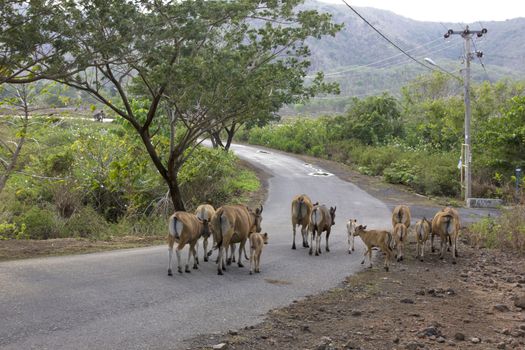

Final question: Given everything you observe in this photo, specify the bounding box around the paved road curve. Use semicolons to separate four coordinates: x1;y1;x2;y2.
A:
0;144;394;349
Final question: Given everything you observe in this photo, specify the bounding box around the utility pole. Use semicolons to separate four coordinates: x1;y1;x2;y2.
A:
444;26;487;207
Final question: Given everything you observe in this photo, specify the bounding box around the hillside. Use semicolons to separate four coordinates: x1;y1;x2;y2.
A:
296;1;525;107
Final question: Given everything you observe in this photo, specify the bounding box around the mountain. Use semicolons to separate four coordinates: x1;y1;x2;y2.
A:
299;1;525;100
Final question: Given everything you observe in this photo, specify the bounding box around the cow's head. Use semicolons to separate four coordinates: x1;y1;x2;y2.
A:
347;218;358;235
354;224;367;236
199;218;210;238
249;205;264;233
262;232;269;245
329;206;337;226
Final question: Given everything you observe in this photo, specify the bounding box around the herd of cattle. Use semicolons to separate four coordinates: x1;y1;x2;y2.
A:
166;194;461;276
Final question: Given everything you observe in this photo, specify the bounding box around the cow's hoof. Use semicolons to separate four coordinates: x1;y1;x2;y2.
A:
439;256;444;260
227;259;232;266
193;265;198;270
168;269;172;276
222;265;226;271
431;248;435;253
348;250;352;254
420;258;424;262
315;252;319;256
256;269;260;273
196;257;199;265
452;260;457;265
352;248;355;251
218;270;223;275
249;271;253;275
309;249;313;255
326;247;330;252
178;267;182;274
185;267;190;273
238;263;244;268
361;261;365;265
385;266;389;272
204;257;208;262
292;245;296;250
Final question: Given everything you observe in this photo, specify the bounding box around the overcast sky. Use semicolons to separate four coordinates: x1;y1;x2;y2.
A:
319;0;525;23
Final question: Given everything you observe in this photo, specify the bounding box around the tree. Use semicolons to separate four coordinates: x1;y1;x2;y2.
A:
54;0;342;210
0;84;33;193
0;1;80;84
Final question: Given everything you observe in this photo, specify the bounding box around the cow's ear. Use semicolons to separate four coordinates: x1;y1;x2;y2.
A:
363;225;367;229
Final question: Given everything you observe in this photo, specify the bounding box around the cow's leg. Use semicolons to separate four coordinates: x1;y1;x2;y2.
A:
168;238;174;276
238;239;246;268
361;247;369;265
309;229;314;255
368;247;373;268
255;250;261;273
191;243;199;270
325;229;331;252
203;237;209;262
292;223;297;250
249;243;255;275
194;241;199;265
439;236;445;260
451;235;457;264
184;243;192;273
302;225;309;248
431;233;435;253
217;244;224;275
348;232;354;254
176;243;184;274
315;231;321;256
384;248;391;272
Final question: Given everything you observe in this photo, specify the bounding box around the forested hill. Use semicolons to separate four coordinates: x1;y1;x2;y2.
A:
302;0;525;98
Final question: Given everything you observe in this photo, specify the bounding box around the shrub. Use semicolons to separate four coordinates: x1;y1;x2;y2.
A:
15;206;60;239
470;206;525;254
62;206;109;239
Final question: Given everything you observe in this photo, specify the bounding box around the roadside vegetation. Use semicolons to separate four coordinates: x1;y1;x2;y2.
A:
0;115;259;241
239;74;525;201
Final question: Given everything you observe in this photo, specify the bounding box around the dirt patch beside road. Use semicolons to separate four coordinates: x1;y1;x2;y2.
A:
185;242;525;350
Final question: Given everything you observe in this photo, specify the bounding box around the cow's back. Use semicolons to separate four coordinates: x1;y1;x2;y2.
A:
292;194;313;225
392;205;411;228
195;204;215;221
311;205;330;229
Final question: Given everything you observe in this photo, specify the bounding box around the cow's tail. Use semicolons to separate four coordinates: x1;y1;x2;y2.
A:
311;207;321;227
386;232;395;251
168;215;182;240
443;214;455;235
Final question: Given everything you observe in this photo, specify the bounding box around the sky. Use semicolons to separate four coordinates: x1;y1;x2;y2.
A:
319;0;525;23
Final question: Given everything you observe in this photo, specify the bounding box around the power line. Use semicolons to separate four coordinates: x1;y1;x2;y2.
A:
472;38;489;80
319;39;457;78
339;0;436;72
339;0;461;81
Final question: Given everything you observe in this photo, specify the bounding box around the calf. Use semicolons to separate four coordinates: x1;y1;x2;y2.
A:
291;194;314;249
210;204;263;275
167;211;209;276
346;219;358;254
354;224;394;271
194;204;215;262
431;208;460;264
308;204;336;256
249;232;269;275
392;223;408;262
414;217;431;261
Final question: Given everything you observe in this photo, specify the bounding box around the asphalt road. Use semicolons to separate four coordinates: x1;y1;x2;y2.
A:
0;143;475;349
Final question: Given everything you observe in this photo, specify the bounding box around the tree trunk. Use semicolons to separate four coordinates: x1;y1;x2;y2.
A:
211;131;224;149
223;123;237;151
168;175;185;211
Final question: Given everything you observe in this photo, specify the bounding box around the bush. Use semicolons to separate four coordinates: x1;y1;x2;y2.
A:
15;206;60;239
62;206;109;239
470;206;525;254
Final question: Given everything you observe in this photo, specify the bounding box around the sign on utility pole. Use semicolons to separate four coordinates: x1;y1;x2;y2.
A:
444;26;487;207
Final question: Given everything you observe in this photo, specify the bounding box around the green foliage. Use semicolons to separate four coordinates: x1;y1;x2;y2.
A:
470;206;525;253
15;206;59;240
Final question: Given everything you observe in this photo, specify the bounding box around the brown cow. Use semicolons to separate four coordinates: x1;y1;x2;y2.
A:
291;194;314;249
354;224;394;272
392;205;411;229
431;208;460;264
308;204;336;256
195;204;215;262
392;222;408;262
167;211;209;276
210;204;263;275
249;232;269;275
431;207;461;256
414;217;431;262
346;218;359;254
